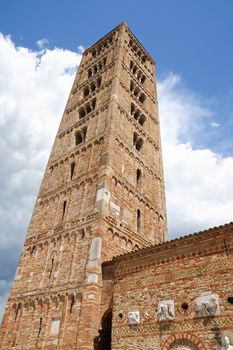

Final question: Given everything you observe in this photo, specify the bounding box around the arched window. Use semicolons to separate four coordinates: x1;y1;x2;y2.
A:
133;132;143;152
75;127;87;146
139;93;146;103
136;138;143;152
83;86;90;97
75;131;83;145
130;81;134;92
141;75;146;84
79;108;86;119
138;114;146;126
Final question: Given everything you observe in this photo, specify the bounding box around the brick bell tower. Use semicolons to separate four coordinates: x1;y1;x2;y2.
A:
0;23;167;349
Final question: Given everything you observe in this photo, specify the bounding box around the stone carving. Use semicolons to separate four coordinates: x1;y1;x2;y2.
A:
128;311;140;325
195;292;219;317
223;336;233;350
158;300;175;321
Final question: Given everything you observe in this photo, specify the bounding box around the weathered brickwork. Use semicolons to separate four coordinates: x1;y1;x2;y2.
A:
1;22;232;350
102;223;233;350
0;23;167;349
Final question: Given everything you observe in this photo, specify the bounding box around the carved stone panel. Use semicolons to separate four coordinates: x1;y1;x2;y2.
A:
158;300;175;321
128;311;140;325
195;291;220;317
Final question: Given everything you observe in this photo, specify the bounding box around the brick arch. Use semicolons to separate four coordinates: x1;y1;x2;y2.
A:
162;333;206;350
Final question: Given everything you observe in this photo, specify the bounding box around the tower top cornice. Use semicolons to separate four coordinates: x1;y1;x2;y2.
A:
83;22;155;65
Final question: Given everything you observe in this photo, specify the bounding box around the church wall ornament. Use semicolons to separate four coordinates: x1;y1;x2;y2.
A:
195;292;220;317
128;311;140;325
158;300;175;321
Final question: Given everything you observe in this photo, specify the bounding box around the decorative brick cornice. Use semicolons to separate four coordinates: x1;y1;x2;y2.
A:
103;222;233;271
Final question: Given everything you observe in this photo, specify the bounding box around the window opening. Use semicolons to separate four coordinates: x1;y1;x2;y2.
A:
70;295;75;314
84;86;90;97
133;132;143;152
138;114;146;126
15;304;21;321
136;169;142;187
75;127;87;146
137;209;141;233
70;162;75;180
139;93;146;103
62;201;67;220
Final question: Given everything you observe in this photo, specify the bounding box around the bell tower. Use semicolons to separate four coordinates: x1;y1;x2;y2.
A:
0;23;167;350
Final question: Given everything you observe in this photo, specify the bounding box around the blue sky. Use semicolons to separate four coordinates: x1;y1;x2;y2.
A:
0;0;233;321
2;0;233;156
2;0;233;95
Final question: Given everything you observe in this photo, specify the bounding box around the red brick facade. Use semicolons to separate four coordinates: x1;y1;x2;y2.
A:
103;223;233;349
1;23;232;350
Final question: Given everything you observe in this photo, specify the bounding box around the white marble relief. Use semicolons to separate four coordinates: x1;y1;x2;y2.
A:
195;292;219;317
158;300;175;321
128;311;140;325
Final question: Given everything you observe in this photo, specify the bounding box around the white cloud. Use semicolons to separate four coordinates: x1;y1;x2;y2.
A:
0;33;82;321
211;121;220;128
158;74;233;238
36;38;49;49
77;45;85;53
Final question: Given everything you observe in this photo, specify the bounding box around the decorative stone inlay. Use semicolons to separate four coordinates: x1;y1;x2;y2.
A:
112;317;233;337
158;300;175;321
128;311;140;325
143;306;154;320
195;292;220;317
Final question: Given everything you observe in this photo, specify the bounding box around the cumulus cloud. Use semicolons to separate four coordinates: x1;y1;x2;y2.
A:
0;33;81;321
0;34;233;322
158;74;233;238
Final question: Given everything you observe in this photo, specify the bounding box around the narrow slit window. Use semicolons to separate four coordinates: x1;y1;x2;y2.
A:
49;258;54;279
15;304;21;321
62;201;67;220
70;295;75;314
137;209;141;233
70;162;75;180
136;169;142;187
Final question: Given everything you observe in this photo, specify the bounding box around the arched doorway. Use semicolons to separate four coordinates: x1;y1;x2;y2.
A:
162;333;206;350
100;310;112;350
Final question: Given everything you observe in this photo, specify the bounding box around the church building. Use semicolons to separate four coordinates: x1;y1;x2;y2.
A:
0;22;233;350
